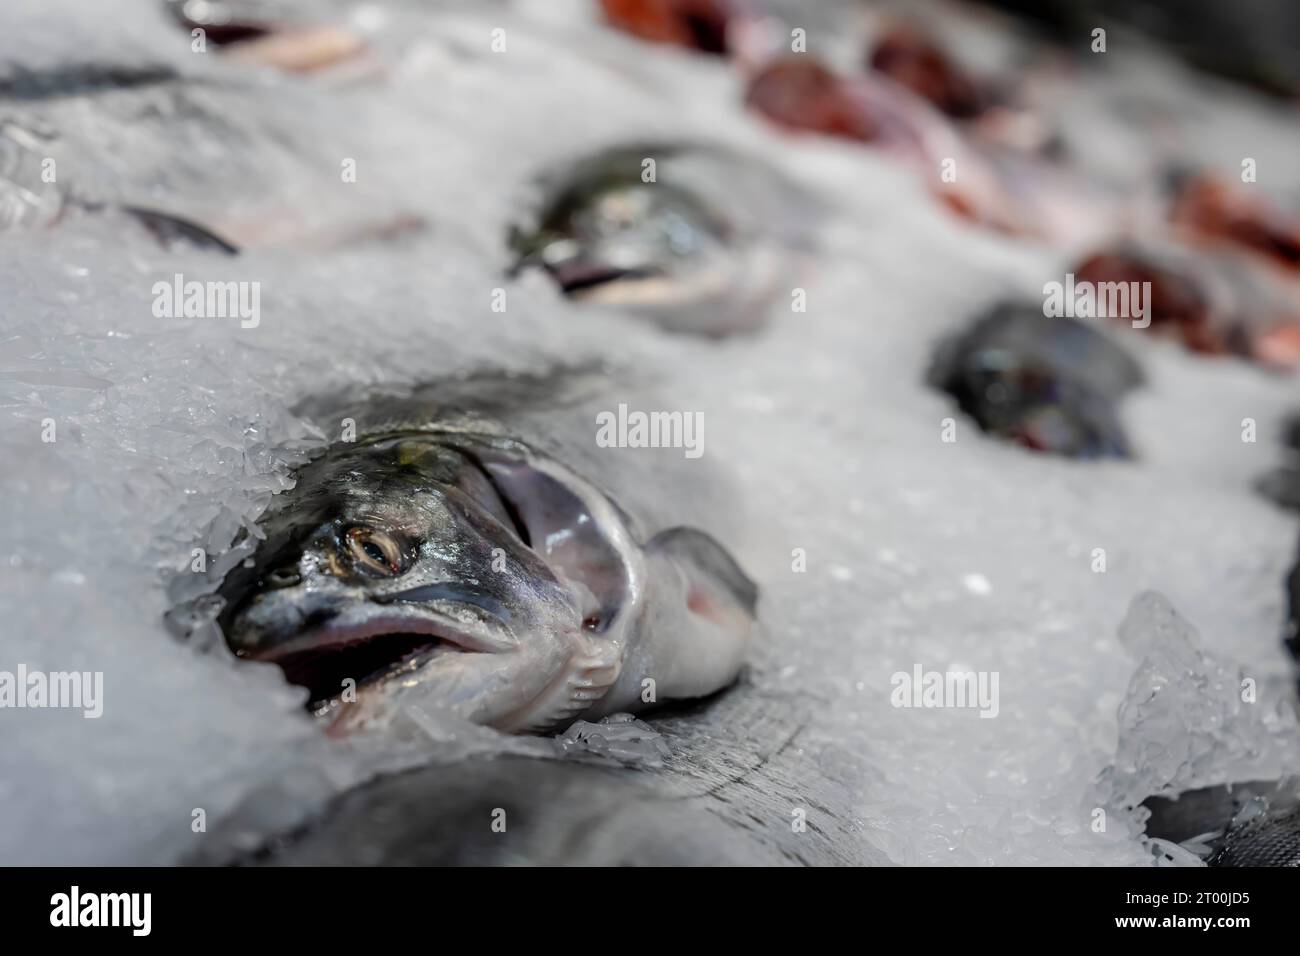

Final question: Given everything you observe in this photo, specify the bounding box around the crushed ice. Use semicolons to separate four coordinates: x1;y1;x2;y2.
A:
4;0;1300;865
557;714;672;768
1099;591;1300;861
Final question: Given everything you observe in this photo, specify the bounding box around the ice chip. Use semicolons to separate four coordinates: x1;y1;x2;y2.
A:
557;714;671;767
1103;591;1300;813
1117;590;1201;660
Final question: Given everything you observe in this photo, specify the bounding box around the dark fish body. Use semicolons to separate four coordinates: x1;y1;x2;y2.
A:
1212;807;1300;866
1142;779;1300;866
194;754;786;866
188;684;850;866
928;301;1143;458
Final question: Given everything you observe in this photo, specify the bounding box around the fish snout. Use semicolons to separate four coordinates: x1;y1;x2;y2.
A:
223;582;346;660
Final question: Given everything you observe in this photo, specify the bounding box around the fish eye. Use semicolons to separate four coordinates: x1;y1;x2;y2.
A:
343;527;406;577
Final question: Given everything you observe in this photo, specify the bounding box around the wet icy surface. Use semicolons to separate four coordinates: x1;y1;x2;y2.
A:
3;0;1300;864
557;715;672;767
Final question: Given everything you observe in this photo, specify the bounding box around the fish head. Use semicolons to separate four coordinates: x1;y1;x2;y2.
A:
929;304;1142;459
219;432;615;732
952;349;1129;457
510;143;817;337
513;172;734;302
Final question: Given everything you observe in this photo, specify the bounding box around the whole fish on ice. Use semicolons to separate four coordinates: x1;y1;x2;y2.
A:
216;373;759;734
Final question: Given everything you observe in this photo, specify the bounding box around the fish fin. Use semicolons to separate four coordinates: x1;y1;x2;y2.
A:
618;527;758;706
646;527;758;634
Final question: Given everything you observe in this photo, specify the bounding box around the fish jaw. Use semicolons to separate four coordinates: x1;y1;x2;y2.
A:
228;575;628;735
248;606;518;663
323;625;624;736
229;593;521;709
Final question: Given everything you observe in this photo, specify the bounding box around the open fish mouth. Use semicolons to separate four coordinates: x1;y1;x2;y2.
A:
547;260;658;296
246;612;510;708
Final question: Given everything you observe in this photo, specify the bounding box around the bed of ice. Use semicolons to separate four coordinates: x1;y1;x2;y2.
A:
3;0;1300;865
